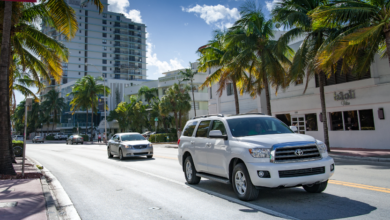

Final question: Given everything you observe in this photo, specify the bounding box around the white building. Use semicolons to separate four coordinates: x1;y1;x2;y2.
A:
208;33;390;149
40;0;147;135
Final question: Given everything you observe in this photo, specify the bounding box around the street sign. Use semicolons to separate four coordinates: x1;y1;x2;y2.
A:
154;117;158;122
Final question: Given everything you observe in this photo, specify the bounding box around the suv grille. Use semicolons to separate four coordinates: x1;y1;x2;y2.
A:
133;145;147;149
279;167;325;178
274;145;321;163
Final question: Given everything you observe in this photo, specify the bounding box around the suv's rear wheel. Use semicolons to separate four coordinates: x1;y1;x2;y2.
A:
303;181;328;193
232;163;259;201
184;156;201;184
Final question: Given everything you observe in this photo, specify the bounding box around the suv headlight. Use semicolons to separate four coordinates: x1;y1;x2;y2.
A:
125;145;132;149
316;140;327;154
249;148;270;158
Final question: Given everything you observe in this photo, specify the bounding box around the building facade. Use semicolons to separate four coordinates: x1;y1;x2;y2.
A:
208;33;390;149
40;0;148;135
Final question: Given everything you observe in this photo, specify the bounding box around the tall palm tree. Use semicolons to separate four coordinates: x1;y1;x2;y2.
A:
272;0;333;151
179;63;198;117
311;0;390;73
41;89;67;132
227;1;293;116
69;76;110;141
137;86;158;103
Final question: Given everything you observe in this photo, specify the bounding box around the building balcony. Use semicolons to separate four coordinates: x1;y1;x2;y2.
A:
114;57;129;61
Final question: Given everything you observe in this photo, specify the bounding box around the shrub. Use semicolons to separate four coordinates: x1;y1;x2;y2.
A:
80;134;90;141
149;133;178;143
45;135;55;140
12;140;23;144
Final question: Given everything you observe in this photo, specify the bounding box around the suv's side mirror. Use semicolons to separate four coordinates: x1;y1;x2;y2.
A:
209;130;228;140
289;126;298;133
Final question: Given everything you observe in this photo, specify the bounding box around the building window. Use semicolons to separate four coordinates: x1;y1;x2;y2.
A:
295;78;303;85
79;51;81;54
79;23;81;27
79;72;81;75
110;22;112;24
305;114;318;131
192;102;200;110
79;30;81;33
103;33;107;38
344;111;359;130
79;65;81;68
103;46;107;51
79;10;81;13
329;112;344;131
110;68;112;70
102;26;106;31
116;16;120;21
275;114;291;126
103;20;107;24
103;14;107;18
102;39;107;44
79;58;81;61
359;109;375;130
102;66;107;71
103;73;107;78
102;59;107;64
227;83;233;96
102;53;107;57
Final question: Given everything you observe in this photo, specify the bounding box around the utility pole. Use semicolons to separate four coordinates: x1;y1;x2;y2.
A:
22;98;33;177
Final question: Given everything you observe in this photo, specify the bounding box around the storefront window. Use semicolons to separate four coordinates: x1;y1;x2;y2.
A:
330;112;344;130
305;114;318;131
359;109;375;130
344;111;359;130
275;114;291;126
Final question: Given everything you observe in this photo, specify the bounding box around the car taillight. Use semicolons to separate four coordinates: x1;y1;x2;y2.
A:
177;139;180;145
81;137;83;139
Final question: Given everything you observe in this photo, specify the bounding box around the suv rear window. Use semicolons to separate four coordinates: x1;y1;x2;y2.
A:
182;121;198;137
227;117;292;137
195;120;211;137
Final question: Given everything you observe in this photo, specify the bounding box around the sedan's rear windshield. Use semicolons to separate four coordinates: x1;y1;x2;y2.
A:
226;117;293;137
121;134;145;141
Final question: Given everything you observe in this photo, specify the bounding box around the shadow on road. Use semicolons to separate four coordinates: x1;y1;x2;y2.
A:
109;156;155;162
333;158;390;169
187;180;377;220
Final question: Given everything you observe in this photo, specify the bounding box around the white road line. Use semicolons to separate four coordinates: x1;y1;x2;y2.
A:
120;164;299;220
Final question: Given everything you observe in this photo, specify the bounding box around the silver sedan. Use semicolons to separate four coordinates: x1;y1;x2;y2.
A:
32;136;44;143
107;133;153;160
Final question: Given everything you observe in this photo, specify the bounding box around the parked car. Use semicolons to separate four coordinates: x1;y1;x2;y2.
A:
66;135;84;145
107;132;153;160
178;114;334;201
13;135;24;141
141;131;152;138
32;136;44;143
54;133;68;140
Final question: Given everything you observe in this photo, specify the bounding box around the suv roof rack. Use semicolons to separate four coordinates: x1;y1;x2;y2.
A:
228;113;266;117
192;114;224;119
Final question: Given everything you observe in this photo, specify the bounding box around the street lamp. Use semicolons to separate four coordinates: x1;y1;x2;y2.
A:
85;63;108;143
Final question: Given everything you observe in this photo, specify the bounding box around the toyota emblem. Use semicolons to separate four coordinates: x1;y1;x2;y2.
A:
295;149;304;156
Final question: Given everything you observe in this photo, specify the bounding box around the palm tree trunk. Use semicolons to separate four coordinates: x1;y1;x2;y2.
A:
173;112;179;138
318;71;330;152
385;30;390;67
263;74;272;115
86;109;88;135
51;111;55;133
191;80;196;117
90;105;93;142
0;1;16;175
232;80;240;115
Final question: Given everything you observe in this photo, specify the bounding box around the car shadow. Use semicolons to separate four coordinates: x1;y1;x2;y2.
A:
186;180;377;220
109;156;155;162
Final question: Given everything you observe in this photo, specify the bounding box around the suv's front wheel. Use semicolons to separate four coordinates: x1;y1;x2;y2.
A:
184;156;201;184
232;163;259;201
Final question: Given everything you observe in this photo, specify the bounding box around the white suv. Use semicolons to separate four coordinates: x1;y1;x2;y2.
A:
178;114;335;201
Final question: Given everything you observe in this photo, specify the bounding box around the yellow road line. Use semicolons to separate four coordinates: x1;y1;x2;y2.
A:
329;180;390;194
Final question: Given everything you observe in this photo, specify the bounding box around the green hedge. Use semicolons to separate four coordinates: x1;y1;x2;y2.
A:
45;135;55;140
12;140;23;144
80;135;90;141
149;133;177;143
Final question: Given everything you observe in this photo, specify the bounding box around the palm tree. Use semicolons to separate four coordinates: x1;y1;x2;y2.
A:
69;76;110;141
41;89;67;133
137;86;158;103
179;63;198;117
272;0;333;151
227;1;293;115
159;83;191;137
310;0;390;73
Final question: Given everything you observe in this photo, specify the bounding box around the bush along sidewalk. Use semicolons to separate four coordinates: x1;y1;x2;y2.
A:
148;133;178;143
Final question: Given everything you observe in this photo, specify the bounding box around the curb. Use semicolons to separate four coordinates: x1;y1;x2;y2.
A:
330;154;390;163
28;157;81;220
40;176;59;220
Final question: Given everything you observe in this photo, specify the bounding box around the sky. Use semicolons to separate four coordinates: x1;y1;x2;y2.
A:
15;0;276;105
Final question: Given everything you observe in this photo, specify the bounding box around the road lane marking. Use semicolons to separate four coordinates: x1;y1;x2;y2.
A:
329;180;390;194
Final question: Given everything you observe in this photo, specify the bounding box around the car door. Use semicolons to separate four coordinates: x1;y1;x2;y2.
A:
110;135;118;154
193;120;212;173
207;120;229;177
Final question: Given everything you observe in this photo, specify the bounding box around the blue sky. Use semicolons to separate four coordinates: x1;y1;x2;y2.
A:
15;0;276;104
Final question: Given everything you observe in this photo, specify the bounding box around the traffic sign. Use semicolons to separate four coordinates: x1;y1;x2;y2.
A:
154;117;158;122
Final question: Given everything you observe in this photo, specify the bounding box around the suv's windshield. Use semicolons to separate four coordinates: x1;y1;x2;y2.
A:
121;134;145;141
226;117;293;137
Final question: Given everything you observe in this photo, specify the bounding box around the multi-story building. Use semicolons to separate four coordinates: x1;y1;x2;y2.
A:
40;0;148;135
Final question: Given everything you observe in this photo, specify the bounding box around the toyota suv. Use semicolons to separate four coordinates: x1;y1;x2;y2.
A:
178;114;334;201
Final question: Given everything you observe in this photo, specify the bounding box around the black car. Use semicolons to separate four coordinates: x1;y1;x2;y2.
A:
66;135;84;145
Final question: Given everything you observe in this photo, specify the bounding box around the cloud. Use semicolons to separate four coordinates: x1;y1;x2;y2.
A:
182;4;240;29
146;35;184;79
108;0;142;23
265;0;280;12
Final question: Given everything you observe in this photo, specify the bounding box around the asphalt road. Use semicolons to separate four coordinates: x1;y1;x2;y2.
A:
27;143;390;220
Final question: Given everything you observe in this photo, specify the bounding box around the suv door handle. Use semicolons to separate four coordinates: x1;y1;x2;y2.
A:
206;143;212;147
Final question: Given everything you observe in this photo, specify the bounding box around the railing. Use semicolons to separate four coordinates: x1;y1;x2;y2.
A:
114;57;129;61
114;23;128;28
114;70;129;74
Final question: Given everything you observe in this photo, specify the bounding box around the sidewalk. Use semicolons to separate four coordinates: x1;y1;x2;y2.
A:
0;158;48;220
329;148;390;162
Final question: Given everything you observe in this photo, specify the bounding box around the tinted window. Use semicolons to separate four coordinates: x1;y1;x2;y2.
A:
359;109;375;130
195;121;211;137
226;117;293;137
182;121;198;137
344;111;359;130
121;134;145;141
210;120;227;135
330;112;344;130
305;113;318;131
